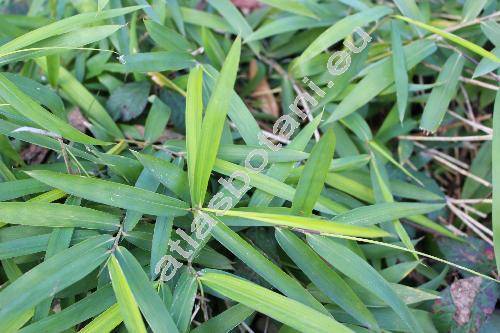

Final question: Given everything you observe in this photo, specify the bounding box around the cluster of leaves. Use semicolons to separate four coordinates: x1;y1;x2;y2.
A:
0;0;499;332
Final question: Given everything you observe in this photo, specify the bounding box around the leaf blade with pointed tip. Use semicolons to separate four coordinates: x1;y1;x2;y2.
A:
199;271;354;333
108;255;148;333
391;20;409;122
193;37;241;206
275;229;379;330
307;235;424;333
420;53;465;133
26;170;189;216
0;235;113;331
114;247;180;333
292;128;336;216
395;15;500;62
0;73;107;145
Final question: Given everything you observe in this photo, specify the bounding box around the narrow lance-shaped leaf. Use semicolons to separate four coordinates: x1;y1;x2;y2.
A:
34;196;80;320
391;20;409;122
36;59;124;139
369;152;418;259
330;201;444;226
199;271;354;333
275;229;379;331
113;246;180;333
170;269;198;332
78;304;122;333
194;37;241;206
206;208;391;238
26;170;189;216
186;65;204;205
420;53;465;133
209;217;330;314
395;15;500;62
292;128;336;216
0;73;108;145
492;89;500;274
0;235;113;331
296;6;392;64
191;304;254;333
307;235;424;333
108;255;148;333
19;285;116;333
0;6;143;54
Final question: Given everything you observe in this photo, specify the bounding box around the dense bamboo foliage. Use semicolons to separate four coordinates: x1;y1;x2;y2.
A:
0;0;499;332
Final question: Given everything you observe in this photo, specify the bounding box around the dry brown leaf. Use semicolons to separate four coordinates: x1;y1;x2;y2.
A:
249;59;280;117
21;144;49;165
450;276;482;325
231;0;261;11
67;108;90;132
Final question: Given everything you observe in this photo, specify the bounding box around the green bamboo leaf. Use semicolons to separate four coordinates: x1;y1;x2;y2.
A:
45;54;59;87
0;235;113;331
78;304;122;333
132;151;190;201
166;0;185;35
170;269;197;332
114;246;180;333
121;166;160;232
201;27;225;69
0;73;107;145
150;215;174;279
481;20;500;47
0;6;143;54
191;303;253;333
144;20;192;52
206;0;259;53
36;59;123;139
250;114;322;207
368;153;418;259
296;6;392;64
0;202;119;231
395;15;500;62
368;140;422;185
292;128;336;216
203;64;261;146
19;285;116;333
186;65;204;205
275;229;379;330
108;255;147;333
307;235;424;333
199;271;354;333
166;7;232;32
193;37;241;206
144;95;171;144
391;20;409;122
0;179;50;201
210;218;329;314
462;0;488;22
420;53;465;132
26;170;189;216
98;0;110;11
213;158;346;214
392;0;425;36
207;209;391;238
380;261;421;283
122;51;195;72
330;202;443;226
246;16;335;42
325;40;436;123
472;47;500;78
493;89;500;274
